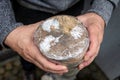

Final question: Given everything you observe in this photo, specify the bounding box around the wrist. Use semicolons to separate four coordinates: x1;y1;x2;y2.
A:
4;25;23;47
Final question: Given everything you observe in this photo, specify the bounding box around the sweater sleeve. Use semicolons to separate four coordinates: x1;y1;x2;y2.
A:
88;0;119;25
0;0;23;48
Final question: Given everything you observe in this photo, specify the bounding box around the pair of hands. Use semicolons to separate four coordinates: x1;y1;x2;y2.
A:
4;13;105;74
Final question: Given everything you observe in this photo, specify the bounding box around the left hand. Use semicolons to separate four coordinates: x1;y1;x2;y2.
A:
4;21;68;74
77;13;105;70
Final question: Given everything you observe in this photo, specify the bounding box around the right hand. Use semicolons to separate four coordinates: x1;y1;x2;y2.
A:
4;22;68;74
77;13;105;70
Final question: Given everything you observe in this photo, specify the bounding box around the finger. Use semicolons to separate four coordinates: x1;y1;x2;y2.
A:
84;25;99;61
35;54;68;72
35;57;68;74
29;42;68;73
21;54;33;63
32;57;67;74
95;24;104;44
78;58;94;70
27;47;68;74
78;45;100;70
76;16;87;24
78;56;96;70
32;21;44;26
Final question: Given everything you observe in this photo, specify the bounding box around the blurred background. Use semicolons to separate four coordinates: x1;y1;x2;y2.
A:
0;1;120;80
0;48;108;80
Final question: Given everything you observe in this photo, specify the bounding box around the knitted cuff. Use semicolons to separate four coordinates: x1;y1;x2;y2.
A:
0;23;23;48
87;0;114;26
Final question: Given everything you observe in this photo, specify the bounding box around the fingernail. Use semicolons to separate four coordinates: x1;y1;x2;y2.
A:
65;69;68;72
62;66;67;69
62;66;68;72
79;64;84;70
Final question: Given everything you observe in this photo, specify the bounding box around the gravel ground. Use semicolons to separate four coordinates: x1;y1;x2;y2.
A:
0;47;108;80
0;56;44;80
0;56;109;80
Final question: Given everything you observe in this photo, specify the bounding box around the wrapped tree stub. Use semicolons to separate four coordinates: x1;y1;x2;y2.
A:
34;15;89;69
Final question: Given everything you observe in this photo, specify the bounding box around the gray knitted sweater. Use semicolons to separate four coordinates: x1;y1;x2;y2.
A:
0;0;119;47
